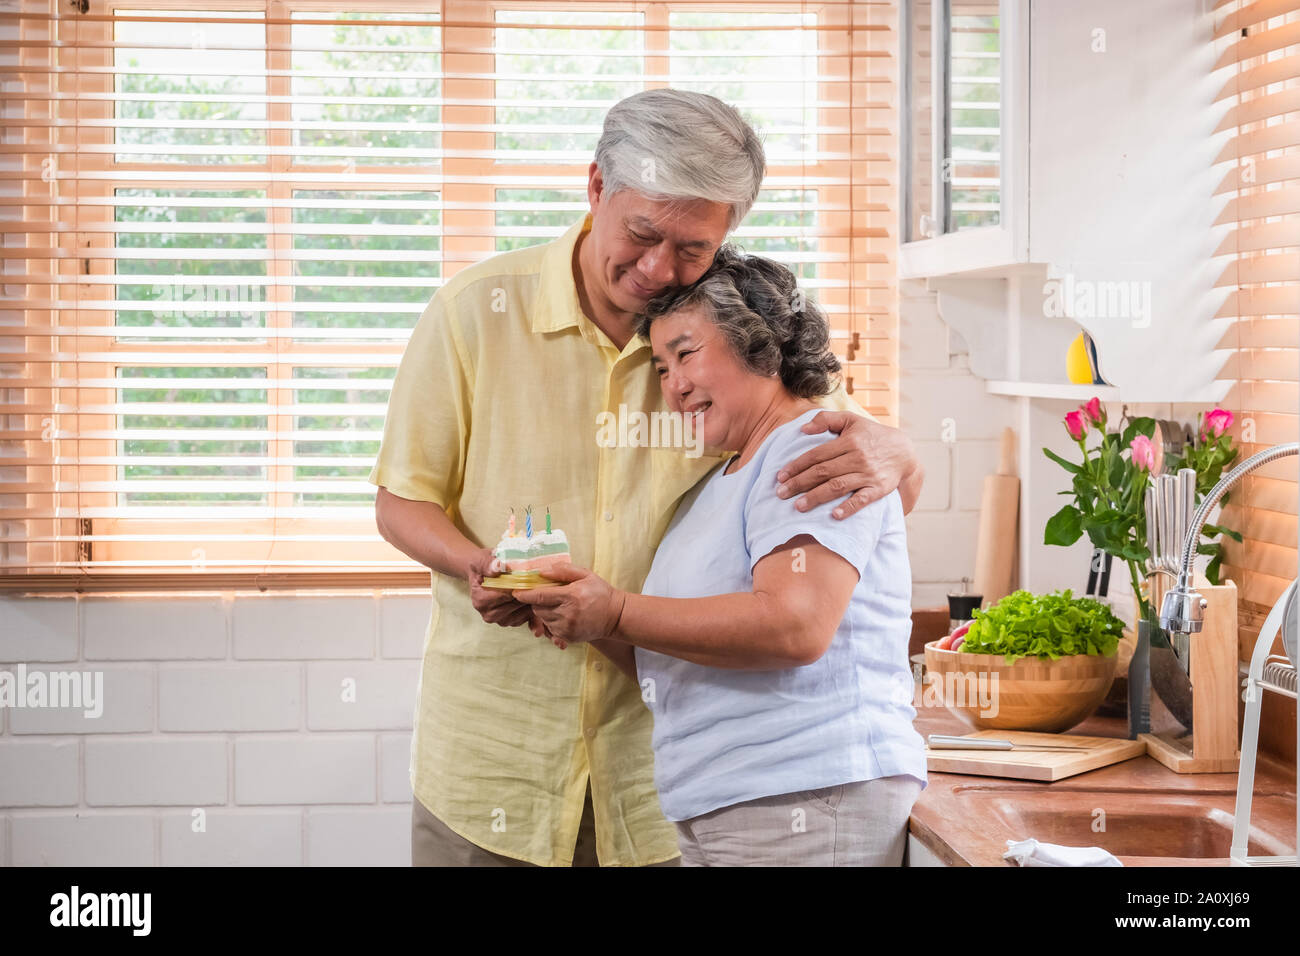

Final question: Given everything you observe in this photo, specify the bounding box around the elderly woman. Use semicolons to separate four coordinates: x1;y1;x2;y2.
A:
513;245;926;867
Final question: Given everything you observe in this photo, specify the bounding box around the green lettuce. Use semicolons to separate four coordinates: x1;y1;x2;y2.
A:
960;589;1124;665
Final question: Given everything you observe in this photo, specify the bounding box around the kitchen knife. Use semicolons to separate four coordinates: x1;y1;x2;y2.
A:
926;734;1091;752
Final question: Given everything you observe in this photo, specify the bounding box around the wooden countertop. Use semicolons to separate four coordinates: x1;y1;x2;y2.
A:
908;685;1298;866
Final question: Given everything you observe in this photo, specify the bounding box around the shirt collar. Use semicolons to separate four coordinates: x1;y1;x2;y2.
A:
533;214;649;360
534;213;594;335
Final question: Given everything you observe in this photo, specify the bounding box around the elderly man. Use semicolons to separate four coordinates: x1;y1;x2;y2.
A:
369;89;923;867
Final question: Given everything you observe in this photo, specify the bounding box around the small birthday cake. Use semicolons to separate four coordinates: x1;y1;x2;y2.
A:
493;506;570;575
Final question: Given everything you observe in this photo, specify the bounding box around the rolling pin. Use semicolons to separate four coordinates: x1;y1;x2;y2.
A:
972;426;1019;608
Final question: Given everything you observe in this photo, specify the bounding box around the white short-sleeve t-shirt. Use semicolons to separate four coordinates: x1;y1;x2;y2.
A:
636;407;928;822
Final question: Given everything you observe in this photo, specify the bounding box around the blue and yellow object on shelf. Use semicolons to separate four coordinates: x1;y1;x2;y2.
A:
1066;331;1111;386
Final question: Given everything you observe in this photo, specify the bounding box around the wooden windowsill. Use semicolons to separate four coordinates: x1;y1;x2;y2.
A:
0;571;433;594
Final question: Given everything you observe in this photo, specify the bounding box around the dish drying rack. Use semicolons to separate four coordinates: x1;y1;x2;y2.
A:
1232;579;1298;867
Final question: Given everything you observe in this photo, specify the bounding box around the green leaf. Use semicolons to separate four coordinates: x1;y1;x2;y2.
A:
1045;504;1084;546
1113;542;1148;562
1201;522;1243;543
961;589;1124;664
1043;447;1082;475
1121;416;1156;446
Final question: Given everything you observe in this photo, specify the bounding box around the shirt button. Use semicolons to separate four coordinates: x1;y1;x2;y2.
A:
584;727;596;738
603;510;613;522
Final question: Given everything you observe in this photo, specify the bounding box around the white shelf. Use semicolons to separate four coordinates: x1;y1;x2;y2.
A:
986;380;1233;403
986;381;1120;401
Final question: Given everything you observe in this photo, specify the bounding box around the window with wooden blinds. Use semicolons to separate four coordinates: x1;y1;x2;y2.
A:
1211;0;1300;658
0;0;900;591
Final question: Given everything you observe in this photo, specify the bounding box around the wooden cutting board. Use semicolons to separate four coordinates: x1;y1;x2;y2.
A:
926;730;1147;781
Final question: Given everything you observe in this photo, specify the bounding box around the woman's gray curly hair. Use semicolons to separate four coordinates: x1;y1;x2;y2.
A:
634;244;841;400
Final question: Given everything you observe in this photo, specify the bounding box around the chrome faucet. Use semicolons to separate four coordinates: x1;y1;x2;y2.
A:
1160;443;1299;635
1157;441;1298;867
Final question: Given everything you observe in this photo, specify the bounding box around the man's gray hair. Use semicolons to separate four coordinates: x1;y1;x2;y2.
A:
594;89;766;231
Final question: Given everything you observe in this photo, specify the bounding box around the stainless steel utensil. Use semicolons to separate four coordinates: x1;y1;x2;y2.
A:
1154;475;1169;574
1168;474;1180;573
1283;581;1297;669
1149;489;1159;572
925;734;1091;752
1171;468;1198;671
1143;470;1195;728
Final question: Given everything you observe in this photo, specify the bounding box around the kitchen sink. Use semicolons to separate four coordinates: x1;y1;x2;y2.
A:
952;787;1296;860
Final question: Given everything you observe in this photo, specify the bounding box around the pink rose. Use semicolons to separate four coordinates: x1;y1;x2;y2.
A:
1202;408;1234;440
1082;397;1104;427
1130;434;1156;471
1065;409;1087;442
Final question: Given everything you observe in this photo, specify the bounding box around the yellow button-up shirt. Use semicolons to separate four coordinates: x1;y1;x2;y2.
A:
369;214;872;865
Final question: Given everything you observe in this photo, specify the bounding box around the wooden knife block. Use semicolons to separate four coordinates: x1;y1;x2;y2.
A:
1140;580;1240;773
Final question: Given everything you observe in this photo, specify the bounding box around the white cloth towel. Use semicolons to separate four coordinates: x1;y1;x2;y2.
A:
1003;838;1123;867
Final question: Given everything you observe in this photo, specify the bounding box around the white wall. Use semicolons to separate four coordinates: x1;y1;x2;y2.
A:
0;592;427;866
905;0;1228;615
900;280;1020;609
1028;0;1227;401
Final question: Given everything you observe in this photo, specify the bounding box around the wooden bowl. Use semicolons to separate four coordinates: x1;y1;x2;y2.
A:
923;640;1118;733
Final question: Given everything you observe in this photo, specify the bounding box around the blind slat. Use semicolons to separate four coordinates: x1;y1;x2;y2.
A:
3;0;898;584
1211;0;1300;636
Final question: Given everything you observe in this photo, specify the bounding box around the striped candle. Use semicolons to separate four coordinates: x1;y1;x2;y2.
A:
525;507;532;538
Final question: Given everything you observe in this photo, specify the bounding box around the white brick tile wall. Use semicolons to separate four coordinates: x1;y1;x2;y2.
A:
160;809;302;866
899;293;952;370
307;807;410;867
11;813;155;866
905;512;983;582
159;664;300;732
911;441;952;512
954;439;1003;512
305;661;420;731
0;739;79;807
84;597;227;660
9;666;154;735
0;597;78;662
380;732;413;804
901;372;1018;442
380;593;432;659
85;738;228;807
912;582;971;609
234;735;375;805
900;287;1018;609
232;595;376;659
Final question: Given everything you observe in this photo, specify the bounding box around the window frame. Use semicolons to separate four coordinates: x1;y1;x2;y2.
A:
9;0;898;591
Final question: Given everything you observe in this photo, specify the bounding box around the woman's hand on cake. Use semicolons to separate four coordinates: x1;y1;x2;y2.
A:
512;564;626;645
465;547;535;629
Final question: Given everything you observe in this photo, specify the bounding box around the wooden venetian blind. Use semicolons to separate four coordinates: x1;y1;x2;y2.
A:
1211;0;1300;650
0;0;898;591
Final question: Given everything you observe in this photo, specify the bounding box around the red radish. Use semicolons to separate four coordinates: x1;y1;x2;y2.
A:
951;622;972;642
